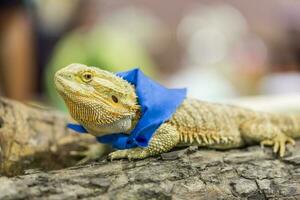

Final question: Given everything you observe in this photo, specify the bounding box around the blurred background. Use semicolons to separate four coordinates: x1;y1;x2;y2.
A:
1;0;300;111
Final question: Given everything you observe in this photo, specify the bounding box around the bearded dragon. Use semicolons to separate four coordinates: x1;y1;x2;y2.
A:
54;63;298;160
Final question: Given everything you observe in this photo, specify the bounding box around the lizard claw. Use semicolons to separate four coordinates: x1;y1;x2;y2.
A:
108;150;129;161
70;143;108;164
260;135;295;157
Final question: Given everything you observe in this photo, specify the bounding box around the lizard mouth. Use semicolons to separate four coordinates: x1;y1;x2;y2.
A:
54;68;78;92
54;73;83;97
54;76;65;92
54;77;74;97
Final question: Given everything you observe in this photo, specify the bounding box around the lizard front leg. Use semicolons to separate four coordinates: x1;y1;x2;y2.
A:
240;120;295;157
108;123;180;160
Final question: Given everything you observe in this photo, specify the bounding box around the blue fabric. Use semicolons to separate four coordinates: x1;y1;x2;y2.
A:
67;68;187;149
67;123;88;133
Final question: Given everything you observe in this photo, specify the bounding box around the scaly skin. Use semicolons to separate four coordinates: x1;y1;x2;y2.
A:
55;63;299;160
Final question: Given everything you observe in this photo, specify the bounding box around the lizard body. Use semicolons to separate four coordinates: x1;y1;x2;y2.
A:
54;63;298;160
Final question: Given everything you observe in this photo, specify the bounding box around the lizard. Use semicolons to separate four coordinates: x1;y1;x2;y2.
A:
54;63;298;160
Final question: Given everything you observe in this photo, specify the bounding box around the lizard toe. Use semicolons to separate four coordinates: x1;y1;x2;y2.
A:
261;134;294;157
108;150;129;161
71;144;107;164
260;140;274;148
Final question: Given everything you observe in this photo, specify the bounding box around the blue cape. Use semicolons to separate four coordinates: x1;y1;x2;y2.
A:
67;68;186;149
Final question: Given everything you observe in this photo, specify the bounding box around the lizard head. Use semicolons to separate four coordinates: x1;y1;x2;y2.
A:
54;63;140;136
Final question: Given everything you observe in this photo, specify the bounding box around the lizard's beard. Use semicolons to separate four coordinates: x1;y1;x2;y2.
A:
63;95;136;136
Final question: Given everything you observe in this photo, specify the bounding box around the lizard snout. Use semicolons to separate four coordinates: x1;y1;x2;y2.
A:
55;68;72;80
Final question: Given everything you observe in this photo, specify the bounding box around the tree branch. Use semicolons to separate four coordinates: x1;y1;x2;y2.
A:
0;98;299;199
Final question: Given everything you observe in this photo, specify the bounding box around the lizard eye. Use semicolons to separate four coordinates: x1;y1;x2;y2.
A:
82;72;92;82
111;95;118;103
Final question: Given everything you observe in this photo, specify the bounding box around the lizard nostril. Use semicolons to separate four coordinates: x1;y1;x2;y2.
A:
61;73;72;80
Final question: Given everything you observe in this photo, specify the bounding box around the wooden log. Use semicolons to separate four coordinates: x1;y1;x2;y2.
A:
0;98;299;199
0;98;100;176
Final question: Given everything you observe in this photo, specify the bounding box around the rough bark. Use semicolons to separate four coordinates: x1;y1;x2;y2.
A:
0;98;99;176
0;98;300;200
